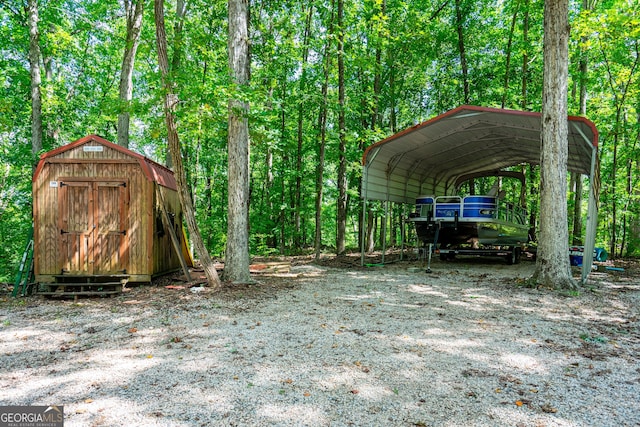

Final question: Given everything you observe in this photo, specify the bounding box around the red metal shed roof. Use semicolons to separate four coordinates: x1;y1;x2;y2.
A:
33;135;178;191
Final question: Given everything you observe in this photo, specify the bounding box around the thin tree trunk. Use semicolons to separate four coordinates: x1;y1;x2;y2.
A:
371;0;385;129
389;53;396;133
454;0;473;192
266;141;275;248
521;0;530;109
630;111;640;254
295;5;313;249
600;38;639;256
366;208;375;253
454;0;469;104
153;0;221;289
279;97;287;254
533;0;575;289
571;0;592;245
225;0;251;283
27;0;42;170
501;0;519;108
361;0;386;254
315;1;335;260
336;0;347;255
610;109;620;257
524;4;535;237
164;0;188;168
117;0;144;148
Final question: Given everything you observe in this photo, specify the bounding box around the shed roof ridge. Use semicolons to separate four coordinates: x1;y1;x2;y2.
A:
33;134;178;191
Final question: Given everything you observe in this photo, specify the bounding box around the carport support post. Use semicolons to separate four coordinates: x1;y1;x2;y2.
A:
361;165;369;267
381;199;389;264
581;147;599;284
400;205;406;261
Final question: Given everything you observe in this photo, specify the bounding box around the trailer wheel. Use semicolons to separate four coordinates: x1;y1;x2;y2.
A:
506;247;521;265
440;252;455;261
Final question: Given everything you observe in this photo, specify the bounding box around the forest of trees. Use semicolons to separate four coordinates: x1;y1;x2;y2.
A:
0;0;638;282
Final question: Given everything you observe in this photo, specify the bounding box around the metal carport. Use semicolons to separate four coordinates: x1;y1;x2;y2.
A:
360;105;599;283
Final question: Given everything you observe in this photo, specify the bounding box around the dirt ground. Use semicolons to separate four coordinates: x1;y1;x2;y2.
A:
1;253;639;426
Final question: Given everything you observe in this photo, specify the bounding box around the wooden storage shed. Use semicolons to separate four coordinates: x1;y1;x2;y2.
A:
32;135;192;295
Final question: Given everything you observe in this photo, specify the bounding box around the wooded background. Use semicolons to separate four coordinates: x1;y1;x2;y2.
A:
0;0;638;281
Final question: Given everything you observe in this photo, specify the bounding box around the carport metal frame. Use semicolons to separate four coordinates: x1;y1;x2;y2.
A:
360;105;599;284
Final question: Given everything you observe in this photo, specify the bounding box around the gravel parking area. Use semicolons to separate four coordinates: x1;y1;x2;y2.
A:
1;257;639;426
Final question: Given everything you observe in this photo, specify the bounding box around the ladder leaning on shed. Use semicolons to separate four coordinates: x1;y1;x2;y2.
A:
12;227;35;297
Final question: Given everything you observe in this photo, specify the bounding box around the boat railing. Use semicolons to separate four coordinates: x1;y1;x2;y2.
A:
426;195;527;225
496;200;528;225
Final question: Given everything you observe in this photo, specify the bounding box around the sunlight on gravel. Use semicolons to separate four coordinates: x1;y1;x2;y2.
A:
1;257;639;426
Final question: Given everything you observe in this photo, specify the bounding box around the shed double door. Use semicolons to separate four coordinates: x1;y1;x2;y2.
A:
58;180;129;275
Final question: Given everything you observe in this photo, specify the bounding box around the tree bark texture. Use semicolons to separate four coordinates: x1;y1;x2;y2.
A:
154;0;221;289
501;2;518;108
295;5;313;249
534;0;576;289
336;0;347;255
570;0;593;246
28;0;42;169
117;0;144;148
164;0;187;169
520;0;530;109
454;0;470;104
314;2;334;260
225;0;251;283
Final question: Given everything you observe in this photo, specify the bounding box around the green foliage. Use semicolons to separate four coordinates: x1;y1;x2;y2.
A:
0;0;639;282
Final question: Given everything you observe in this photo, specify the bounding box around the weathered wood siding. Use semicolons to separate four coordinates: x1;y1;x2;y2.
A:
33;136;185;282
152;186;182;275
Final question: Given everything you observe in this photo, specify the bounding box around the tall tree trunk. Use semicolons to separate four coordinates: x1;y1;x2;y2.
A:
154;0;221;289
295;5;313;249
279;97;287;254
610;108;620;257
571;0;590;245
362;0;386;255
164;0;187;169
27;0;42;170
225;0;251;283
117;0;144;148
336;0;347;255
371;0;385;129
523;0;535;238
315;1;334;260
520;0;530;109
599;36;639;256
501;0;519;108
454;0;470;104
533;0;575;289
630;111;640;255
389;52;397;133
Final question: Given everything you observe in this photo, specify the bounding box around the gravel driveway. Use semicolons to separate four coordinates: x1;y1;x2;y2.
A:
1;257;639;426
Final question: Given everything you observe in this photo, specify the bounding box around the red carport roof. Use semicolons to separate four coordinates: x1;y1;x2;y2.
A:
361;105;598;204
